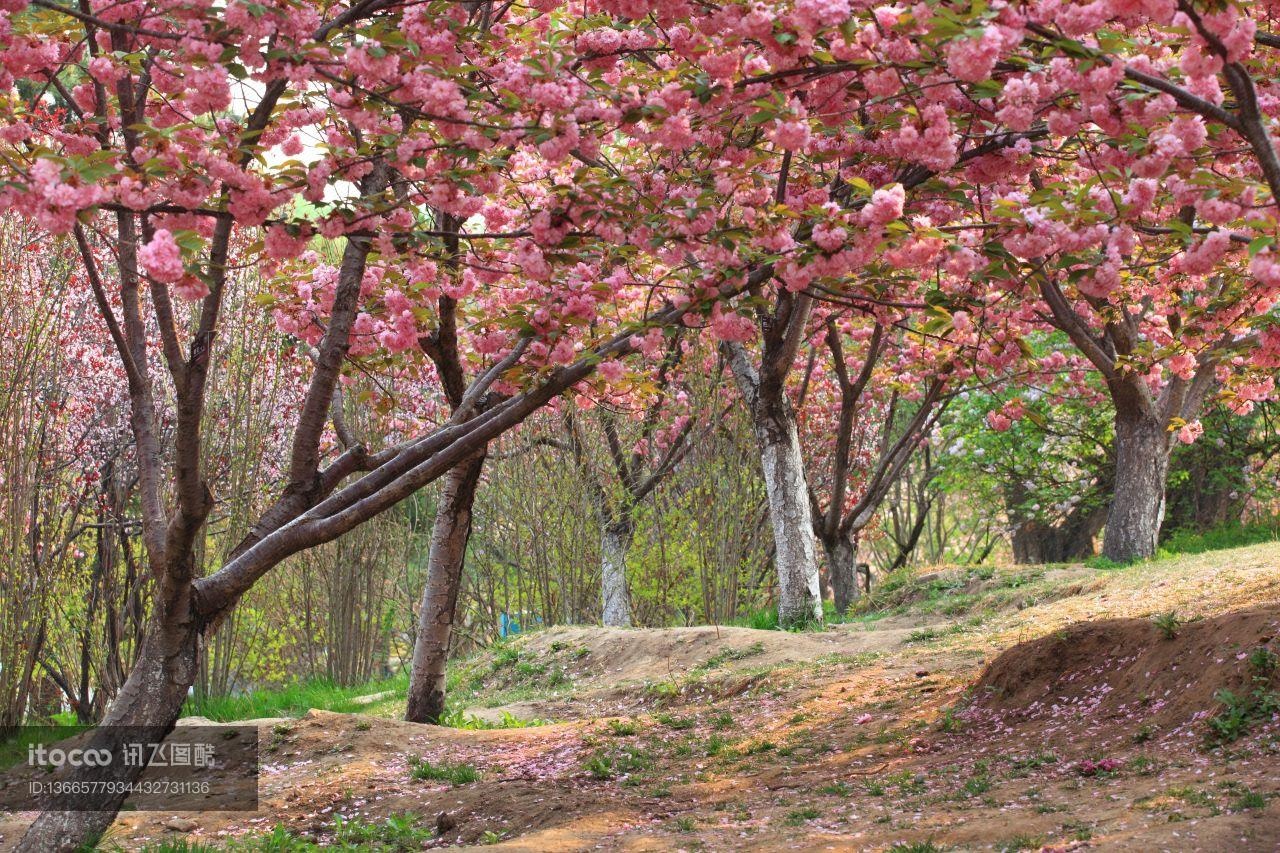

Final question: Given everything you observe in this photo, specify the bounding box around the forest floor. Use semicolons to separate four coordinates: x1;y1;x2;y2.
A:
6;544;1280;851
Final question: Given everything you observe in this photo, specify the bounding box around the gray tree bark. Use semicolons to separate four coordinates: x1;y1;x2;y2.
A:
405;452;486;724
1102;408;1170;562
820;531;859;615
17;579;199;852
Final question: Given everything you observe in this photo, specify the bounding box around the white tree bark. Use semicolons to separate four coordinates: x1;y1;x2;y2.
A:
723;340;823;629
757;412;824;627
600;519;633;627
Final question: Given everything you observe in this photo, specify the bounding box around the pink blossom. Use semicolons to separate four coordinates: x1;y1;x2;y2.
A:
710;304;755;342
769;119;811;152
264;225;310;261
1250;252;1280;288
860;184;905;227
598;360;627;383
173;276;210;302
795;0;852;30
946;26;1003;82
812;222;847;252
1177;420;1204;444
138;230;185;283
87;56;121;84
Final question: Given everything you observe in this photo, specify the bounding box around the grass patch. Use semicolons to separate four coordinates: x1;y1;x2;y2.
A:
183;673;408;722
1151;610;1184;639
605;718;639;736
880;769;927;795
1234;790;1267;811
1084;555;1131;570
785;807;820;825
139;814;432;851
583;744;653;780
654;712;695;730
0;723;91;771
695;642;766;672
1206;645;1279;745
435;706;546;729
1160;521;1280;556
408;756;480;785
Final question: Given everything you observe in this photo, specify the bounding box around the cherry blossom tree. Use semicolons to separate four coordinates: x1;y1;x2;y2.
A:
550;333;703;627
0;1;740;845
797;315;951;613
932;0;1280;559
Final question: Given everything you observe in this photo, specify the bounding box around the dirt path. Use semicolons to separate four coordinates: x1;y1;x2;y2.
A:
3;545;1280;851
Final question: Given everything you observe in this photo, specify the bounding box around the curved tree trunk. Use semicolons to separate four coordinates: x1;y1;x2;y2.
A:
1103;408;1171;562
820;532;859;615
18;582;200;852
405;452;486;724
600;515;634;627
752;397;822;629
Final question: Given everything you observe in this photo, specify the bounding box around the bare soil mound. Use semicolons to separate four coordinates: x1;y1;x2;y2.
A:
964;602;1280;742
511;618;926;686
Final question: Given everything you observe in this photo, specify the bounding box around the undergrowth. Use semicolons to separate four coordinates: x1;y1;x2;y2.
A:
135;813;433;851
183;673;408;722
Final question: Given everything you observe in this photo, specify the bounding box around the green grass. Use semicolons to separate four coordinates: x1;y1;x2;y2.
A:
1083;555;1131;570
730;600;875;631
1151;610;1183;639
962;774;992;797
784;807;820;825
408;756;480;785
695;641;766;671
654;712;695;730
1206;644;1280;744
605;718;639;736
183;673;408;722
583;743;654;779
1160;521;1280;556
137;814;432;851
0;722;90;770
434;705;547;729
731;607;779;630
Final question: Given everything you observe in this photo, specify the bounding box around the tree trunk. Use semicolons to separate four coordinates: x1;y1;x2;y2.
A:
600;515;634;628
752;398;823;629
1010;501;1107;564
405;452;486;724
1103;408;1171;562
18;583;199;852
820;532;859;615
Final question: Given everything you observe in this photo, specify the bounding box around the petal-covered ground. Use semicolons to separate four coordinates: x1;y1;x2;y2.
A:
4;544;1279;851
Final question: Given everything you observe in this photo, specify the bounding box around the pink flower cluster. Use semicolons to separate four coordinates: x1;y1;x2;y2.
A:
138;230;185;283
1075;757;1122;776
